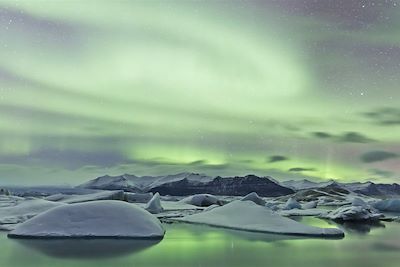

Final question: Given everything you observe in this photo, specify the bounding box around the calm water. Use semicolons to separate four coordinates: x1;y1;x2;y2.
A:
1;218;400;267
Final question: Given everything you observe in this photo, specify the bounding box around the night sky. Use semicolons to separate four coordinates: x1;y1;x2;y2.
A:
0;0;399;185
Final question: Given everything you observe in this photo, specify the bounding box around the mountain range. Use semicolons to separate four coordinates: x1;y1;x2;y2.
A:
78;173;400;197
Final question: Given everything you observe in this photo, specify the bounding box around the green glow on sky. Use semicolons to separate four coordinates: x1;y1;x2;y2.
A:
0;1;399;184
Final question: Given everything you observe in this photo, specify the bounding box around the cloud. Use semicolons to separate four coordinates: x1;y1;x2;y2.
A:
361;151;398;163
312;132;333;139
338;132;374;143
288;167;316;172
363;107;400;126
312;131;374;143
268;155;289;163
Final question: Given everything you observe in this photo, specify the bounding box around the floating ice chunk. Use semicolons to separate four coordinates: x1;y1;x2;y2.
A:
240;192;266;206
322;205;383;221
279;208;328;217
8;200;165;239
181;194;221;207
282;198;302;210
145;193;163;214
175;200;344;237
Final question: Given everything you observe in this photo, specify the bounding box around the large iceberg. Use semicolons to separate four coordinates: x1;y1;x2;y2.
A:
8;200;165;239
174;200;344;237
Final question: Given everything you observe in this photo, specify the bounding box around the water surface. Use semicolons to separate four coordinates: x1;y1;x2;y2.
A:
1;218;400;267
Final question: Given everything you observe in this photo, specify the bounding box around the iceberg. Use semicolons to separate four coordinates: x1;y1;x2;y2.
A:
145;193;163;214
282;198;302;210
181;194;221;207
322;205;383;221
8;200;165;239
240;192;266;206
174;200;344;237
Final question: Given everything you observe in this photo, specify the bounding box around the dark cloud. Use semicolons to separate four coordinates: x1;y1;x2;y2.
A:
312;132;333;139
312;131;374;143
268;155;289;163
338;132;375;143
361;151;398;163
288;167;316;172
363;107;400;125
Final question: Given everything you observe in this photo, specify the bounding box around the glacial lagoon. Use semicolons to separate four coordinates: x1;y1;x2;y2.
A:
1;217;399;267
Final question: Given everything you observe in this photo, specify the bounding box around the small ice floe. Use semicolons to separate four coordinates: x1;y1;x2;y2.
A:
282;198;302;210
279;208;328;217
174;200;344;238
302;201;317;209
8;200;165;239
180;194;222;207
145;193;164;214
322;205;383;222
373;199;400;212
240;192;266;206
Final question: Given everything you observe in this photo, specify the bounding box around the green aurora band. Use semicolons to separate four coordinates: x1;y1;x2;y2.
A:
0;1;399;185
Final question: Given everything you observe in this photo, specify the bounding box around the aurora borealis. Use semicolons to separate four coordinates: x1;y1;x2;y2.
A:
0;0;399;185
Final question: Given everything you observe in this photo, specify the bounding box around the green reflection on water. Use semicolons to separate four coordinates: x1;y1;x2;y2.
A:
1;220;400;267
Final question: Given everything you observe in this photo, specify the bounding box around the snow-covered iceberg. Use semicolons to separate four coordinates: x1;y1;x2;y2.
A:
145;193;163;214
8;200;165;239
240;192;265;206
174;200;344;237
